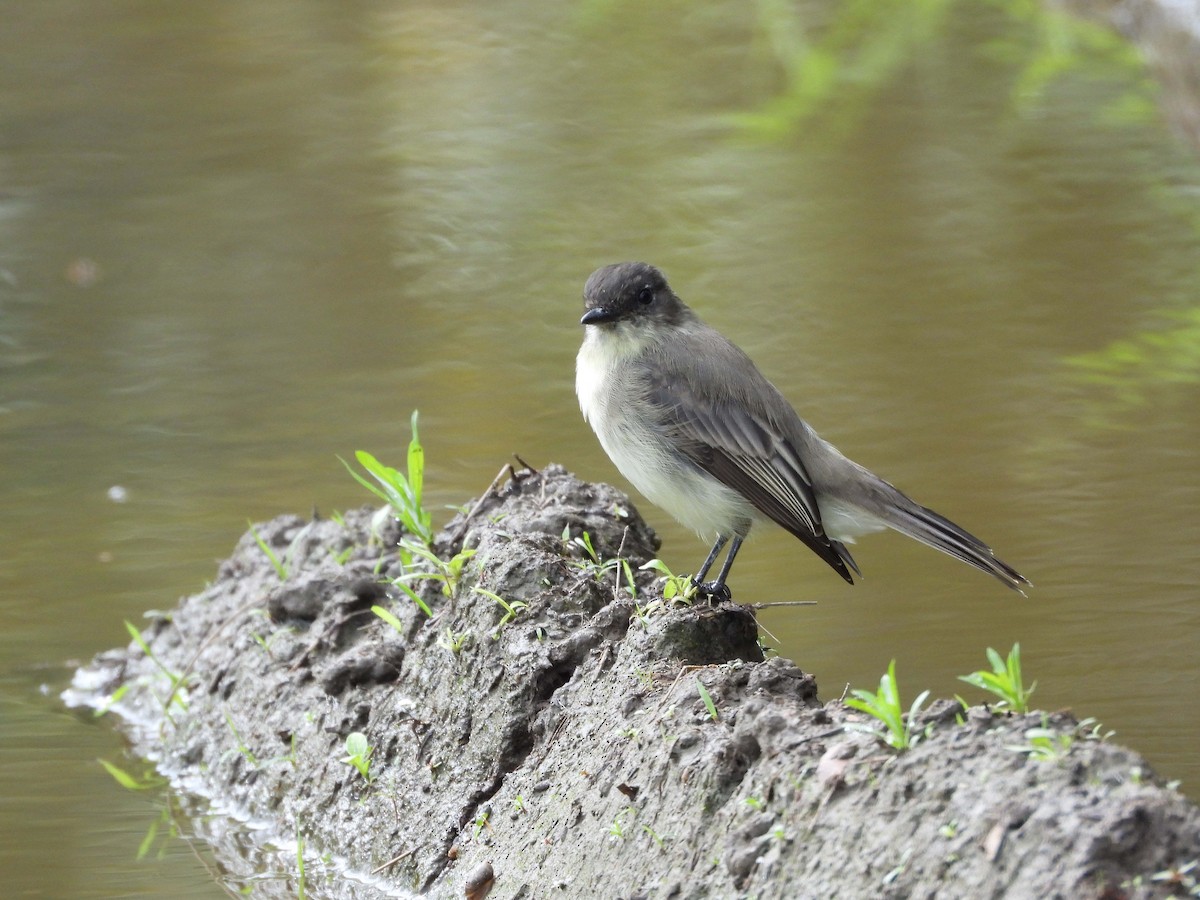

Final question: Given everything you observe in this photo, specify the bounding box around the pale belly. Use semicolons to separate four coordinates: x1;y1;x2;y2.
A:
577;336;754;539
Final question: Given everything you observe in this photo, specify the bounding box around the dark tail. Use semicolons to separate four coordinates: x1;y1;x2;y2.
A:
881;498;1029;593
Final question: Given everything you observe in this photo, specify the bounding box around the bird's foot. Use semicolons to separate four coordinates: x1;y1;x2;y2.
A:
691;579;733;605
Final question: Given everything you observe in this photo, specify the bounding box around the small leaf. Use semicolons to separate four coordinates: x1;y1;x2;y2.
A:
345;732;369;759
372;605;405;632
407;410;424;512
99;759;149;791
696;677;718;721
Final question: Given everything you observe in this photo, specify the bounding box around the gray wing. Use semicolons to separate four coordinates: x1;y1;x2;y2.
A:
637;343;858;584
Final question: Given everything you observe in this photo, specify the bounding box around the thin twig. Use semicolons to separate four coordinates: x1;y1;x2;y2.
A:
370;846;417;875
612;526;630;602
755;616;782;650
746;600;818;609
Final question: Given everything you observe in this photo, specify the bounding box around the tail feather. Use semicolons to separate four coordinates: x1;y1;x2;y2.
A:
833;539;862;578
883;501;1029;593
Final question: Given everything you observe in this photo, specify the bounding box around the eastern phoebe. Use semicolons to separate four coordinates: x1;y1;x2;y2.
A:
576;261;1028;601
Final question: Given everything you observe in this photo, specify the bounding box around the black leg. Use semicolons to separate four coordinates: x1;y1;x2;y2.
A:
712;536;744;589
692;535;744;604
692;534;728;584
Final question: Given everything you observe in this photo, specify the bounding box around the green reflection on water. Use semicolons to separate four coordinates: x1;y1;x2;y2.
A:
728;0;1154;140
1066;305;1200;406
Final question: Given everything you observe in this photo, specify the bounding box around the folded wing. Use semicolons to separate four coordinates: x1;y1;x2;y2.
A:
639;356;858;584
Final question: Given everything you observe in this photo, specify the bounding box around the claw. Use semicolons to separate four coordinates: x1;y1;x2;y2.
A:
692;579;733;604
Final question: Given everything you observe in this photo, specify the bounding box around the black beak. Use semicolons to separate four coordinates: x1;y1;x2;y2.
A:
581;307;617;325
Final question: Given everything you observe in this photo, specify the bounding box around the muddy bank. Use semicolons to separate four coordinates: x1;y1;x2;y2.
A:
68;464;1199;898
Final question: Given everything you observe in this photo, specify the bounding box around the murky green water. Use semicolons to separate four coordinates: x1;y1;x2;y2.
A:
3;0;1198;894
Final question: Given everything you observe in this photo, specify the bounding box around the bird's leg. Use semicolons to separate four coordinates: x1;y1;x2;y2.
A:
692;535;744;604
691;534;728;585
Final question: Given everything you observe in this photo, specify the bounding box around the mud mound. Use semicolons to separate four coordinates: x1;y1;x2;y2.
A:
67;464;1200;898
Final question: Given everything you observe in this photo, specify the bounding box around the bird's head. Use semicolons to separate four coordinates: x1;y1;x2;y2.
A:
580;262;690;332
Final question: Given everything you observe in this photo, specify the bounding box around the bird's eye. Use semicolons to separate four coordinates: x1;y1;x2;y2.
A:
637;287;654;305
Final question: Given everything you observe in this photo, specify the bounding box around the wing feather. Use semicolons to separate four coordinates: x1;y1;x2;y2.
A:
638;348;856;584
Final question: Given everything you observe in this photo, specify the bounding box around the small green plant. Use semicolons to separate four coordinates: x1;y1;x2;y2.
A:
639;559;697;603
99;759;167;791
609;809;629;840
958;643;1036;713
513;795;525;813
223;710;260;768
93;683;131;717
882;848;914;886
1005;724;1074;762
437;626;471;653
276;731;299;770
342;732;374;783
124;620;188;714
620;559;638;599
563;529;613;578
249;622;296;660
561;528;643;599
743;795;766;811
568;528;600;565
641;824;666;849
396;540;476;597
630;596;665;627
696;677;719;721
845;659;931;751
1006;715;1113;763
376;574;435;622
249;522;290;580
1077;716;1116;743
340;410;433;545
472;586;527;637
473;809;490;839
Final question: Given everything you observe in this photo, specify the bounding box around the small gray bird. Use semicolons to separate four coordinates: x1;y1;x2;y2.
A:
575;261;1028;601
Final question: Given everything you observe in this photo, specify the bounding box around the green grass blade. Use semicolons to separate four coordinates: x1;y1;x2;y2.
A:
408;410;424;514
372;605;405;632
472;586;514;615
99;758;149;791
338;454;396;507
247;521;287;580
696;677;719;721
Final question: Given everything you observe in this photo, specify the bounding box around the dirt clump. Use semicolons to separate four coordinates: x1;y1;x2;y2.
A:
68;464;1200;898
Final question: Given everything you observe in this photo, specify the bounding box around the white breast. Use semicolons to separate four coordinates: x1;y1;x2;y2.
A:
576;330;754;540
575;330;614;430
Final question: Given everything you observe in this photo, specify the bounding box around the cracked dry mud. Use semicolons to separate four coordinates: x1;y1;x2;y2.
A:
68;464;1200;899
